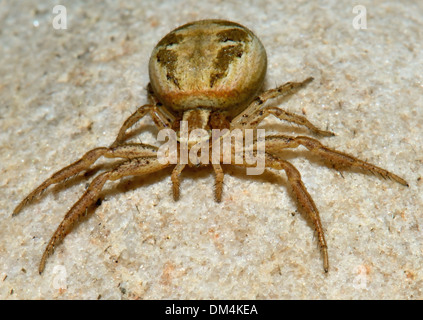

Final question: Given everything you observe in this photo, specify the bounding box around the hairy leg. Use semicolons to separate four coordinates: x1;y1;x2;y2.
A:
110;104;173;147
231;77;334;136
171;164;186;200
39;156;169;274
13;143;158;216
235;152;329;272
264;135;408;186
212;163;224;202
111;84;176;147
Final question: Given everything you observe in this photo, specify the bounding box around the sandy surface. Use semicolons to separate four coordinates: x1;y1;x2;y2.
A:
1;0;422;299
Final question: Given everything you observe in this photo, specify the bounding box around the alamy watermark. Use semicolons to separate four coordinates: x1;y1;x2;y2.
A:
157;121;266;175
51;265;67;290
352;5;367;30
352;265;369;289
52;5;67;29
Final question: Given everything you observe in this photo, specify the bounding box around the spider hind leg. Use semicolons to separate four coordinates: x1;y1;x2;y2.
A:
39;155;169;274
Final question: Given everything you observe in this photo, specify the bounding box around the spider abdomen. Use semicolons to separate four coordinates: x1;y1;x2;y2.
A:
148;19;267;114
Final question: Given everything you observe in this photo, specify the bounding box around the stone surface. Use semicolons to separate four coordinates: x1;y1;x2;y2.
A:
0;0;422;299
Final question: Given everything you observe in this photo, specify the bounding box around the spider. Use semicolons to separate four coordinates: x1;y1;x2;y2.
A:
13;19;408;274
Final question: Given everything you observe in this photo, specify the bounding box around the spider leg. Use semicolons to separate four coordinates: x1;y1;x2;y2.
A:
264;135;408;186
111;86;177;148
212;163;224;202
12;143;158;216
231;77;334;136
171;164;186;200
39;155;170;274
235;152;329;272
110;103;174;147
171;163;224;202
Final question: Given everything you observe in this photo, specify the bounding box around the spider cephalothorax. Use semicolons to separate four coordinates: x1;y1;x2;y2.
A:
13;19;408;274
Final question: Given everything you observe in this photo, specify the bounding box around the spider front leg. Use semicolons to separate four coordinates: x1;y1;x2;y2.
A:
265;135;408;186
171;163;186;200
111;85;174;147
171;163;224;202
235;152;329;272
39;156;170;274
231;77;334;137
211;163;224;202
110;104;173;147
12;143;158;216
